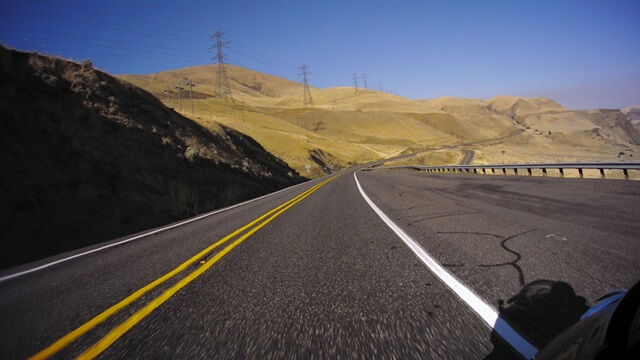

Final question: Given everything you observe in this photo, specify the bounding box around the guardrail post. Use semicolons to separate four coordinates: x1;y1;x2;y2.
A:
624;168;629;180
473;169;477;174
502;168;506;175
599;168;605;179
482;168;486;174
527;168;532;176
491;169;495;174
559;168;564;177
578;168;583;178
514;168;519;175
542;168;547;177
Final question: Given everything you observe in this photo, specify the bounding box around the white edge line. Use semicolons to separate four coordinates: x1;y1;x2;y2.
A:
0;178;314;283
353;171;538;360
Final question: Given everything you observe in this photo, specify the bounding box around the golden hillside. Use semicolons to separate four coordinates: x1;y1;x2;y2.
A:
118;64;640;174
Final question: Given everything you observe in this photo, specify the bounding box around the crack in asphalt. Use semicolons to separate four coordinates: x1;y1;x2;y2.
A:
437;231;503;238
407;211;480;225
478;229;537;286
391;204;442;211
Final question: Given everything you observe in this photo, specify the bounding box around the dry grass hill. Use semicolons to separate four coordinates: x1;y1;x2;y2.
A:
0;47;303;269
119;64;640;174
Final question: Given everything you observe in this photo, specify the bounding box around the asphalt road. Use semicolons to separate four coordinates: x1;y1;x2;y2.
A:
1;169;639;359
460;150;475;165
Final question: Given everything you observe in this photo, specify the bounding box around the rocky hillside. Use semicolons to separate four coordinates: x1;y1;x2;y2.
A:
622;105;640;121
0;46;303;270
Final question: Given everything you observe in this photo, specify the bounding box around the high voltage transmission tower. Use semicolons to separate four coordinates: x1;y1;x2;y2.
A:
210;29;233;102
299;64;314;108
362;73;368;89
352;73;359;95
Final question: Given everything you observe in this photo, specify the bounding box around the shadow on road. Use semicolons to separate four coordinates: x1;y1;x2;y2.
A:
485;279;589;359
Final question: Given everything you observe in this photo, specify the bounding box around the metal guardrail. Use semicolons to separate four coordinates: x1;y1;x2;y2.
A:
366;162;640;180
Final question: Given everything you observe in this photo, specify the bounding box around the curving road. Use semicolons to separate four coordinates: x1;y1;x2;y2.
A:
1;168;639;359
459;150;475;165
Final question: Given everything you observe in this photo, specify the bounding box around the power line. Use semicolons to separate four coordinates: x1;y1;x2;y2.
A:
1;16;349;89
1;5;367;90
22;0;210;37
299;64;314;108
1;9;377;93
1;11;209;47
226;46;293;74
210;29;233;102
0;30;204;53
10;46;205;63
0;34;209;60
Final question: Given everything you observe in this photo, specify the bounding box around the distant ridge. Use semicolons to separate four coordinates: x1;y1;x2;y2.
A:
119;62;640;174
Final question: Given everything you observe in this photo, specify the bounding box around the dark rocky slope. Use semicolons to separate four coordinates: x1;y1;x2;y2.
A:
0;46;304;270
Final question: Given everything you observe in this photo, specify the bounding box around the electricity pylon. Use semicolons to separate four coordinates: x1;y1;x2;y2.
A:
299;64;314;108
210;29;233;102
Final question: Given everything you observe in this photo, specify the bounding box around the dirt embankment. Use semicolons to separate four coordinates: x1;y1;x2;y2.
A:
0;46;304;269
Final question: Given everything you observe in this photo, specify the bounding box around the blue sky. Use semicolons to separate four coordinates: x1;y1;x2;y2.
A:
1;0;638;109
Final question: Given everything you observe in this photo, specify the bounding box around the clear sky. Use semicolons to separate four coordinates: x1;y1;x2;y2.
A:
1;0;638;109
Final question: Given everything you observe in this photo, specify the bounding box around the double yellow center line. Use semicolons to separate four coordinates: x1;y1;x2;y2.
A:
31;176;337;360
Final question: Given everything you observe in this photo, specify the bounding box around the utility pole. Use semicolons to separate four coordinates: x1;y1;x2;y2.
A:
184;78;196;115
175;82;184;113
353;73;359;95
299;64;314;108
362;73;368;89
163;85;172;104
210;29;233;102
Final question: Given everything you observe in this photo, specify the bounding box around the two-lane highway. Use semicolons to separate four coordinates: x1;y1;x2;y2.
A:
1;168;639;359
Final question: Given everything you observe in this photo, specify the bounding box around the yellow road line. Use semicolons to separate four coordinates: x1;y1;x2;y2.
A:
30;177;334;360
77;175;336;359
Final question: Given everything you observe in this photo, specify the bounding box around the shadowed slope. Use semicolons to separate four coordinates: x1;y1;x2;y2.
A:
0;46;303;269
